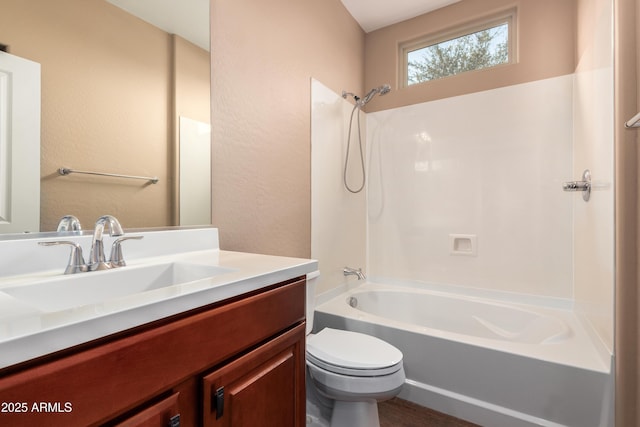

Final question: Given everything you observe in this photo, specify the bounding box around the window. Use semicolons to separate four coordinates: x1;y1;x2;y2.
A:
401;11;515;87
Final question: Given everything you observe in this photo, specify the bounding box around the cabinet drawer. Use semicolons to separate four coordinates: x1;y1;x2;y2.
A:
114;392;180;427
0;277;305;426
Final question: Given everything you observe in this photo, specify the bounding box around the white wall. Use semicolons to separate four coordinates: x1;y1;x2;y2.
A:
311;79;367;295
573;0;614;352
179;116;211;226
367;76;575;298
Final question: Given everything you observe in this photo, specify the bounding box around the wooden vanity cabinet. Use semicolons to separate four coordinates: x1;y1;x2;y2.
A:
0;277;306;427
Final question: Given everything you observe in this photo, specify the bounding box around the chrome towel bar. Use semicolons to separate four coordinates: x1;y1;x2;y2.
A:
58;167;159;184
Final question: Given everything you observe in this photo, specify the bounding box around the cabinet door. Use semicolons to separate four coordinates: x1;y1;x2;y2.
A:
114;393;180;427
202;324;305;427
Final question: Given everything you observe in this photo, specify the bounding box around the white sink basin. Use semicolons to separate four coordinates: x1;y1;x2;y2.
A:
1;262;235;312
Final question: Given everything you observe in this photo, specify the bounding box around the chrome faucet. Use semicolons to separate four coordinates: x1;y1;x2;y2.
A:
343;266;366;280
88;215;124;271
40;215;142;274
56;215;82;233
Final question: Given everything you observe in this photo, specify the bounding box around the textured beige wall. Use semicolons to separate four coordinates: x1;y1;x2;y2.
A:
210;0;364;257
364;0;576;112
1;0;208;232
614;0;640;423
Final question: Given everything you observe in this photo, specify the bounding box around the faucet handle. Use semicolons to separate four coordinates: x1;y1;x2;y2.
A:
109;236;143;268
39;241;88;274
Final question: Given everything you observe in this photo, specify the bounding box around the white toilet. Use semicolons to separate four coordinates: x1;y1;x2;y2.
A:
305;271;405;427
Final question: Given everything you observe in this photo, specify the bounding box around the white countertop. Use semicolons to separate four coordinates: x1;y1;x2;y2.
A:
0;228;317;370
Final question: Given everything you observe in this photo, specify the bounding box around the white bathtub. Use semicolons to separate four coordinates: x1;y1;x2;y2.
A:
314;282;613;427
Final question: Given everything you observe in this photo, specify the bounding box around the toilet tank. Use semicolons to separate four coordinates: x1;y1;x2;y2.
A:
306;270;320;335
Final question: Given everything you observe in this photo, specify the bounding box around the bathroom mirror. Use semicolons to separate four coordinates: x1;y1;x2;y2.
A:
0;0;210;232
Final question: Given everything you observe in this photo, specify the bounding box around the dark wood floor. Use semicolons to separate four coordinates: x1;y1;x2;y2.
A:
379;398;480;427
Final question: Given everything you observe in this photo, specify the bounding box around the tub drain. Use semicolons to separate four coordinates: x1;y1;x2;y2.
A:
347;296;358;308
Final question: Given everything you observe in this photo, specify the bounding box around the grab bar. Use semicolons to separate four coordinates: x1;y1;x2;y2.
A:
58;167;159;184
625;111;640;129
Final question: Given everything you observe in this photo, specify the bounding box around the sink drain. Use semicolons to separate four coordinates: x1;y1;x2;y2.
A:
347;296;358;308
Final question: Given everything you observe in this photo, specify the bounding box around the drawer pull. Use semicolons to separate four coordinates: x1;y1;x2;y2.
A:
214;386;224;419
169;414;180;427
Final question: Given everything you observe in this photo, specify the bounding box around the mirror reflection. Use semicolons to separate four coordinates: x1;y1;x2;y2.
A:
0;0;210;232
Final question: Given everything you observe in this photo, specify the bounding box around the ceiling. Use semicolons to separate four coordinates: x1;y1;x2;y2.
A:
106;0;461;51
340;0;461;33
106;0;210;51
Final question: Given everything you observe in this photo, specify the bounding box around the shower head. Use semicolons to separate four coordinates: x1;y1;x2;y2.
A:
342;84;391;107
360;84;391;106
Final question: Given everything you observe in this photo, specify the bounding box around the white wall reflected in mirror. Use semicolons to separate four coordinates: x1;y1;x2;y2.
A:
0;52;40;233
179;116;211;226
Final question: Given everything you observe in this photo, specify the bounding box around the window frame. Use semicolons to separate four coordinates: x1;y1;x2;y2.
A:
399;9;517;88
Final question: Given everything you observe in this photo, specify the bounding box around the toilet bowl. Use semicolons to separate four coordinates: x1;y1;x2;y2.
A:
305;271;405;427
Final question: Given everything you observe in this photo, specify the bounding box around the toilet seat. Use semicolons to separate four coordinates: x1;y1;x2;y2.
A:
306;328;403;377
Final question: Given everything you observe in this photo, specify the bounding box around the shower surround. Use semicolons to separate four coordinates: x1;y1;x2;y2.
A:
311;63;613;425
366;75;574;298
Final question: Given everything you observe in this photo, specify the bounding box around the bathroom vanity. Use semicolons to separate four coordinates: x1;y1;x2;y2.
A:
0;227;316;426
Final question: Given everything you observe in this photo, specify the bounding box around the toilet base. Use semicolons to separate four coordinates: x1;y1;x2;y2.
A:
330;399;379;427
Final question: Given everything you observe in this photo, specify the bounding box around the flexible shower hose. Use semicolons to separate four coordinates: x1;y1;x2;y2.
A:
344;104;366;193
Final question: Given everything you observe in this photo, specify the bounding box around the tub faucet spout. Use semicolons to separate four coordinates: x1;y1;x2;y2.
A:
343;266;366;280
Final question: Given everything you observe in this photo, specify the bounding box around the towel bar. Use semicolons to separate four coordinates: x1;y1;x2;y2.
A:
625;111;640;128
58;167;159;184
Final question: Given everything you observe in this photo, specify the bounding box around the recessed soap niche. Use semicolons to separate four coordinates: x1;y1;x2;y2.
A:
449;234;477;256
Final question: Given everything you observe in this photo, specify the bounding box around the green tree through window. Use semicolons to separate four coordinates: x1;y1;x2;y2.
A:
407;22;509;85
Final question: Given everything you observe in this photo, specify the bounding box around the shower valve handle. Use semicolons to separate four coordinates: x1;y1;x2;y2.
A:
562;169;591;202
562;181;590;191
